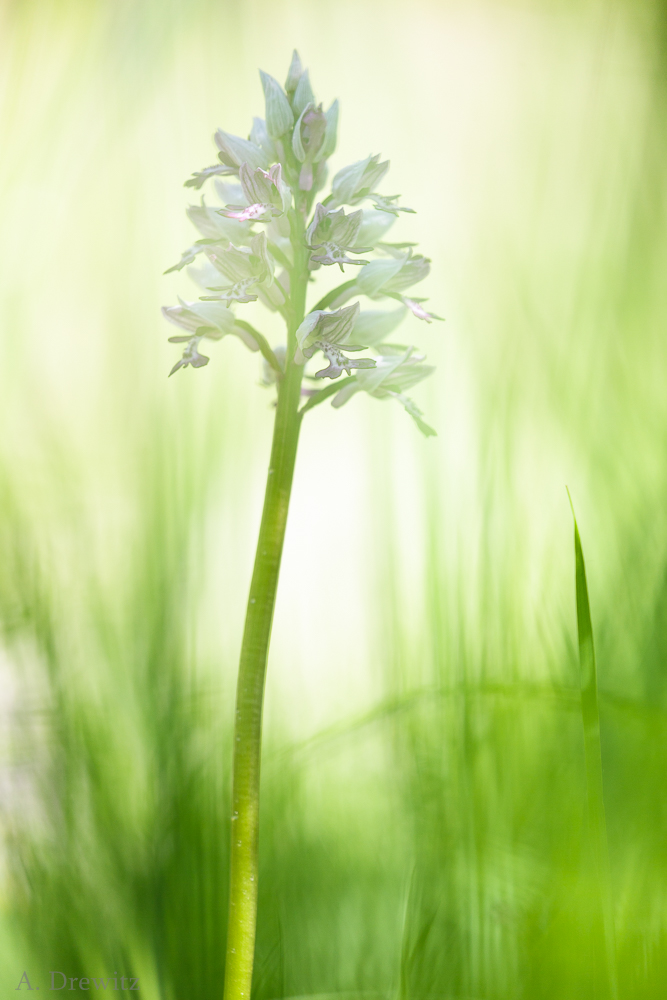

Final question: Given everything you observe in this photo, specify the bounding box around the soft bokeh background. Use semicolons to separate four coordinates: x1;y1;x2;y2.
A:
2;0;667;997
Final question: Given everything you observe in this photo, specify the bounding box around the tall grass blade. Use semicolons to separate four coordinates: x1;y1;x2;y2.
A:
568;490;618;1000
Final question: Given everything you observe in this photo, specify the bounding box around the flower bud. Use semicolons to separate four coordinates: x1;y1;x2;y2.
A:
292;103;328;190
292;104;327;163
284;50;303;97
215;130;269;170
259;71;294;140
292;70;315;116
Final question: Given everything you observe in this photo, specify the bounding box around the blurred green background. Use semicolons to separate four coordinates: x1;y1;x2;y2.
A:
2;0;667;997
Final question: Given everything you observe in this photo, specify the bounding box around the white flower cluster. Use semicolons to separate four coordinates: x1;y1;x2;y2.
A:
163;51;441;434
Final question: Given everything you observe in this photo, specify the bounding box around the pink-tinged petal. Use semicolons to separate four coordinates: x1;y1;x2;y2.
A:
218;203;273;222
403;298;443;323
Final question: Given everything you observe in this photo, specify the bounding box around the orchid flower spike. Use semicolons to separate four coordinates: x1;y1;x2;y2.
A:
163;49;442;436
162;55;445;1000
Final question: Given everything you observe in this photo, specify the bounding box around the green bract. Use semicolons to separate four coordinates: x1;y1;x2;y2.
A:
332;348;437;436
164;50;441;435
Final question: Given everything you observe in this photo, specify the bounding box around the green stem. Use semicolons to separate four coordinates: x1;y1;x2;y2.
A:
223;212;308;1000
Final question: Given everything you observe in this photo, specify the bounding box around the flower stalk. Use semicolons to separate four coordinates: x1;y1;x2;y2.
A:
162;50;442;1000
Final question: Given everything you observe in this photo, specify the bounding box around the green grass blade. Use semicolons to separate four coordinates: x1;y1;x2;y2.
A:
568;489;618;1000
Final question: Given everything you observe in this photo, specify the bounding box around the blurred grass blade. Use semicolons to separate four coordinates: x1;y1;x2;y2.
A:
568;490;618;1000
